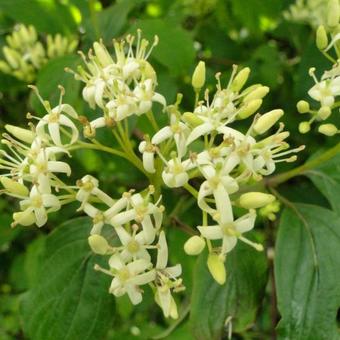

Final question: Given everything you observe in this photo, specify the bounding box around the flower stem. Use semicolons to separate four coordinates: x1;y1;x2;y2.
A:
267;142;340;186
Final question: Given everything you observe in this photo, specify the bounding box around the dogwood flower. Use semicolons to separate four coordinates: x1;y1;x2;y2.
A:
106;255;155;305
155;231;183;319
198;183;259;255
15;185;60;227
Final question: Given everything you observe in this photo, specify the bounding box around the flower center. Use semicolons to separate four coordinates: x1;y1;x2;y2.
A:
127;240;140;253
118;268;130;282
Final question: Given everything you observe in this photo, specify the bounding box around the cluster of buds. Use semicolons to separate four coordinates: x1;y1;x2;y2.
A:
284;0;328;28
297;0;340;136
78;180;184;318
67;30;165;137
0;86;80;227
0;24;78;82
139;61;304;284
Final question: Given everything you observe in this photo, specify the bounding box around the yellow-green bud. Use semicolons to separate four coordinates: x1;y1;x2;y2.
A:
239;192;275;209
192;61;206;90
88;235;109;255
1;177;29;196
299;121;311;134
316;25;328;50
184;236;205;255
296;100;310;113
93;42;113;67
13;211;36;227
318;123;338;136
237;99;262;119
231;67;250;92
5;124;35;144
318;106;331;120
327;0;340;28
253;109;284;134
182;112;204;127
207;254;226;285
243;86;269;103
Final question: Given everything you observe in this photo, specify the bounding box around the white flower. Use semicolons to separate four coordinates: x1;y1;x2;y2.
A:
76;175;115;208
198;183;258;255
114;225;152;263
108;255;155;305
308;77;340;107
138;140;156;173
30;86;79;146
17;185;60;227
151;114;190;158
161;157;191;188
198;165;239;215
155;231;183;319
110;192;162;243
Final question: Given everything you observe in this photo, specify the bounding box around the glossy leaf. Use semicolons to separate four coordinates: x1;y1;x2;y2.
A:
190;241;268;340
307;154;340;215
21;217;115;340
275;204;340;339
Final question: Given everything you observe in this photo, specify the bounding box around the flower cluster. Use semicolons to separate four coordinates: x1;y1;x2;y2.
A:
79;180;184;318
0;24;78;82
297;0;340;136
0;31;304;316
0;87;79;227
284;0;327;28
67;30;165;137
139;62;304;283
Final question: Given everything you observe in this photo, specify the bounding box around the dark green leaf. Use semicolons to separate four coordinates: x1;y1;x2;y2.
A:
98;0;138;44
0;0;78;34
275;204;340;339
21;217;115;340
190;241;268;340
129;19;195;76
307;154;340;215
29;54;81;113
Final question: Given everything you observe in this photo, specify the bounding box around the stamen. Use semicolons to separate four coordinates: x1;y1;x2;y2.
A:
238;236;263;251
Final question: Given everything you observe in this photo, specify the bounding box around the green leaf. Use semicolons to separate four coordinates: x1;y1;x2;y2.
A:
190;241;268;340
97;0;138;44
307;154;340;215
0;0;78;34
129;19;195;76
275;204;340;339
29;54;81;113
21;217;115;340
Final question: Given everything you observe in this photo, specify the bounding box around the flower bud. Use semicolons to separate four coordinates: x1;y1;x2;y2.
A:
88;234;109;255
237;99;262;119
13;210;36;227
316;25;328;50
318;106;331;120
327;0;340;28
299;121;311;134
296;100;310;113
243;86;269;103
93;42;113;67
231;67;250;92
253;109;284;134
182;112;204;127
184;236;205;255
1;177;29;196
192;61;206;90
239;192;275;209
207;254;226;285
5;124;35;144
318;123;338;136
